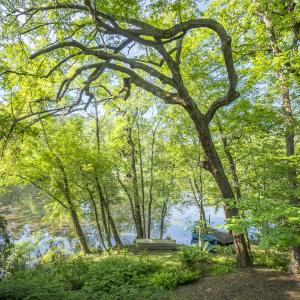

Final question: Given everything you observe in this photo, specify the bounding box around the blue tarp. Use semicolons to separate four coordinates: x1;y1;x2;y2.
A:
191;231;217;252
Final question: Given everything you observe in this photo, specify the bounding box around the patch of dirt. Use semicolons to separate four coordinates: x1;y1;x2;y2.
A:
170;268;300;300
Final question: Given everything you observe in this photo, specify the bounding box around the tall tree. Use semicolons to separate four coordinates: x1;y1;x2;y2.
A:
1;0;251;266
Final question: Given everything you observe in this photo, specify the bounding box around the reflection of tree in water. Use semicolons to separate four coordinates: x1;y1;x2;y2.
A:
0;185;45;238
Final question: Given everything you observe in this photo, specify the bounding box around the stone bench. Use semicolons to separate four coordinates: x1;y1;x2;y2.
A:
135;239;176;250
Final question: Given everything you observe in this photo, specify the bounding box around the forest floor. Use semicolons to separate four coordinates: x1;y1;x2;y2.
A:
169;268;300;300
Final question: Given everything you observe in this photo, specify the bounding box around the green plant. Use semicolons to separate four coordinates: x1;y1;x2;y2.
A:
179;246;203;269
0;216;12;277
215;245;235;256
253;249;289;271
208;263;234;276
0;251;203;300
150;268;200;289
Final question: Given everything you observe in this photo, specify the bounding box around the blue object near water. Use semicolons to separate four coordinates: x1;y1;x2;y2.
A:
191;230;218;252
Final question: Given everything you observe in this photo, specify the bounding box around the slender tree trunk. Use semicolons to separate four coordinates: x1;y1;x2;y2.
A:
94;172;112;247
57;157;91;254
87;188;106;250
195;136;207;230
147;135;155;239
126;127;144;239
193;179;207;229
259;10;300;273
186;106;252;267
189;179;204;249
102;183;122;246
147;120;160;238
94;101;101;153
40;123;91;254
137;121;146;234
117;171;138;228
159;200;167;239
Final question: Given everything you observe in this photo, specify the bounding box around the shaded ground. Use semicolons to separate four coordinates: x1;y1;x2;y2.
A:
170;268;300;300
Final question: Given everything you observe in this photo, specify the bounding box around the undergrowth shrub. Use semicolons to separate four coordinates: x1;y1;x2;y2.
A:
178;246;205;268
0;252;201;300
253;249;289;271
208;263;234;276
150;268;200;289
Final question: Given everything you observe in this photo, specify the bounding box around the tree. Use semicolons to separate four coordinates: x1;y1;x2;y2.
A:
207;0;300;273
0;0;251;266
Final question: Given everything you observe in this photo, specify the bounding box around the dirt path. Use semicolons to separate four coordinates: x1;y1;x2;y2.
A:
170;268;300;300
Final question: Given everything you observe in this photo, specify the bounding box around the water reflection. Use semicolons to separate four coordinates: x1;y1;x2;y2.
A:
164;205;225;245
11;205;226;249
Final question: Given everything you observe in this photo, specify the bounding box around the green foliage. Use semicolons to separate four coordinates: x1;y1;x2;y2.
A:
253;248;290;272
0;216;12;277
0;0;300;280
178;246;205;268
208;263;235;277
150;268;200;289
0;252;200;300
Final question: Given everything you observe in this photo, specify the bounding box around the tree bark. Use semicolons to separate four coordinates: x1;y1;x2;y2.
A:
87;188;106;250
57;157;91;254
147;120;160;238
216;116;252;256
126;126;144;239
159;200;167;239
189;178;204;249
136;121;146;234
69;208;91;254
94;171;112;247
102;183;123;246
193;179;207;229
186;105;252;267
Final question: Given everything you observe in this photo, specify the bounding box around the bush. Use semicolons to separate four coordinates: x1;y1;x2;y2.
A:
0;277;73;300
178;246;205;268
150;268;200;289
81;256;159;299
253;249;289;271
0;253;200;300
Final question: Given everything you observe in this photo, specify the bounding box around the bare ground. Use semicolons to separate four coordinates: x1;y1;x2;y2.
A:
170;268;300;300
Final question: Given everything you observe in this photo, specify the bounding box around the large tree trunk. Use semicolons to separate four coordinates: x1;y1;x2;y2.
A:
216;116;241;199
259;10;300;273
216;116;252;256
69;208;91;254
187;107;252;267
126;127;145;239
